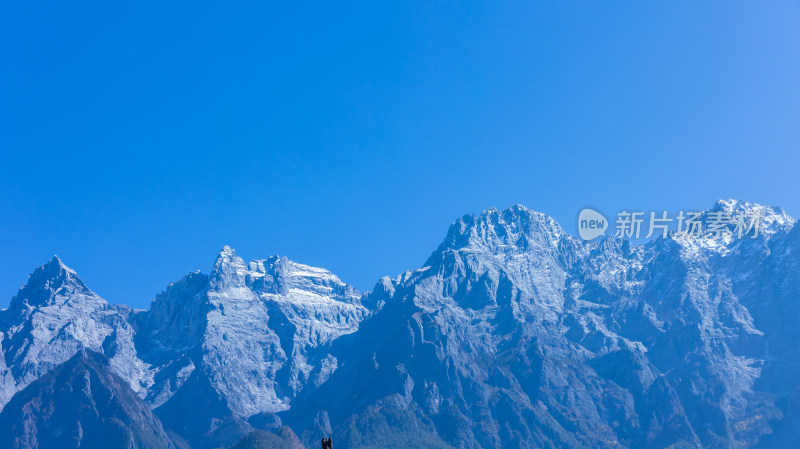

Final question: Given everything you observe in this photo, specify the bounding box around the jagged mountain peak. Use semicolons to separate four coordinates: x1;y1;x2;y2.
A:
208;245;250;290
423;204;577;280
436;204;567;255
45;254;67;269
711;198;795;234
133;246;369;424
28;255;84;290
5;201;800;449
203;247;361;303
6;255;93;313
0;255;150;414
253;256;360;300
663;199;796;255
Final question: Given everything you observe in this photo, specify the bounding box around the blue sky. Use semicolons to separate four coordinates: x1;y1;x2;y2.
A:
2;1;799;309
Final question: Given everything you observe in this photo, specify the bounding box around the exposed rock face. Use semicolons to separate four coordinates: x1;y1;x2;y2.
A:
0;349;174;449
134;248;368;414
0;256;150;408
0;249;367;448
286;201;800;449
2;200;799;449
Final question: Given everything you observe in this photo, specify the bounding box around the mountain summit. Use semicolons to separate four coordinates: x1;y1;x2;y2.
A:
6;255;92;314
1;200;799;449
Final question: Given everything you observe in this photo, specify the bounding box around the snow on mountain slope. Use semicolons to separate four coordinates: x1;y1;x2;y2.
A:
247;254;366;394
199;246;289;416
127;247;369;448
286;200;799;449
0;256;150;411
0;246;368;449
134;247;368;417
2;200;799;449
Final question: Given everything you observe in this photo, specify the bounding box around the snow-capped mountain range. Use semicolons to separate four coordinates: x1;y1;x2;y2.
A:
0;199;798;449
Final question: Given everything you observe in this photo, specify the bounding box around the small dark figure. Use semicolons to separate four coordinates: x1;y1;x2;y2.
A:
320;437;332;449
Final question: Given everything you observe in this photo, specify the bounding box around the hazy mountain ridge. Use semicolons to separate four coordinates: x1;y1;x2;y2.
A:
1;200;798;449
0;349;175;449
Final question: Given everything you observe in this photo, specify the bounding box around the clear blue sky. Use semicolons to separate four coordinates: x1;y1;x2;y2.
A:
2;1;799;309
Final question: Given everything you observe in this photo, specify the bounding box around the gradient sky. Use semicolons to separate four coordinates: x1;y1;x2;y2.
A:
2;1;799;309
